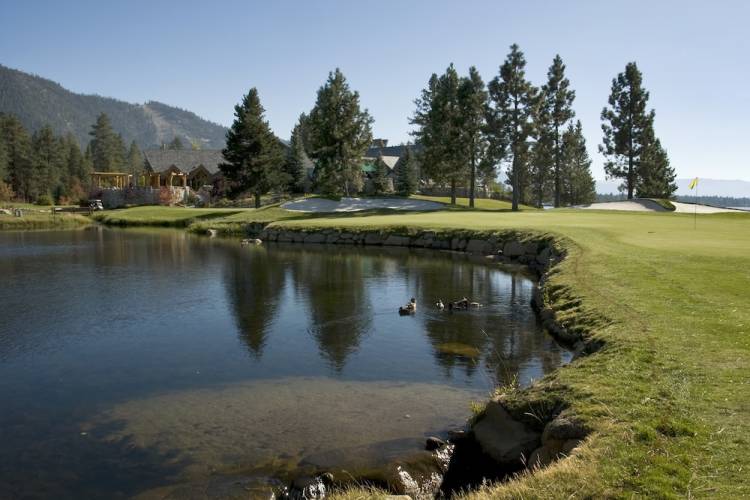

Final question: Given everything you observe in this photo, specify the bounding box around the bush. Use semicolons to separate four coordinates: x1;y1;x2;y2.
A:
0;181;14;202
36;194;54;206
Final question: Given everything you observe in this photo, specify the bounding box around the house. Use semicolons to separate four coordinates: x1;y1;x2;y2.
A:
142;149;225;190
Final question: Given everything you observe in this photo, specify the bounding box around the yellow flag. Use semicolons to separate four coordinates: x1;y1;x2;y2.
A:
688;177;699;190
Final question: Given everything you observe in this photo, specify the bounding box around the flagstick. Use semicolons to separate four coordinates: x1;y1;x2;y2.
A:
694;182;698;229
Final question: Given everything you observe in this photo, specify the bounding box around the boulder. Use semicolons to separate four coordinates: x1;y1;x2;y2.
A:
503;241;524;258
472;400;540;466
326;234;339;243
364;233;384;245
465;239;491;254
304;233;326;244
524;241;539;255
542;415;589;443
425;436;446;451
384;235;411;246
536;247;552;265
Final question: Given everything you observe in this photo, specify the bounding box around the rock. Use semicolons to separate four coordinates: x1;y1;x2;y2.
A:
527;438;565;468
340;232;354;239
472;400;540;466
291;476;326;499
364;233;384;245
425;436;446;451
206;229;218;237
536;246;552;265
277;232;293;243
384;235;411;246
432;239;450;250
326;233;339;243
503;240;524;258
465;239;491;254
561;438;582;455
240;238;262;245
524;241;539;255
304;233;326;243
542;415;589;443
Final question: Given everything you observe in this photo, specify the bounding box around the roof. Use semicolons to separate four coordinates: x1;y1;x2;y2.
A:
365;144;422;158
143;149;224;175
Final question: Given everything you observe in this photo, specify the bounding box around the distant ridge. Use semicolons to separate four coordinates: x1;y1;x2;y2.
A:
0;64;227;149
596;178;750;198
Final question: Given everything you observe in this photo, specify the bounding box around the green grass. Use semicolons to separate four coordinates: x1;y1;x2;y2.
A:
0;211;90;230
269;208;750;499
411;194;537;211
91;206;243;227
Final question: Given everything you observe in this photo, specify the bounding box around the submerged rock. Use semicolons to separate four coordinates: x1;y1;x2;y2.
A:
425;436;446;451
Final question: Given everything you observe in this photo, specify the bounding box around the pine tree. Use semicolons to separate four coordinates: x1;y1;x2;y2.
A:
539;55;576;207
1;114;34;200
168;137;184;150
127;141;144;179
637;137;677;198
371;156;391;195
395;145;419;196
62;133;89;201
487;44;538;211
411;66;464;204
283;120;308;193
220;88;287;208
528;134;553;208
306;69;373;196
561;121;596;205
0;128;8;183
600;62;655;199
31;125;65;202
89;113;125;172
458;66;489;207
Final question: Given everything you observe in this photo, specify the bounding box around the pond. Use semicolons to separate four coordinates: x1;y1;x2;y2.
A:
0;228;570;498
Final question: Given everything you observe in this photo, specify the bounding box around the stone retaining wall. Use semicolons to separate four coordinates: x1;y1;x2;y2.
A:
254;225;597;480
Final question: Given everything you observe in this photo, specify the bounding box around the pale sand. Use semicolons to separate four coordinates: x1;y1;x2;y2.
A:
575;199;741;213
281;197;444;212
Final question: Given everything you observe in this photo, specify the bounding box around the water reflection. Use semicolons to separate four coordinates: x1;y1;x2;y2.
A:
0;229;570;499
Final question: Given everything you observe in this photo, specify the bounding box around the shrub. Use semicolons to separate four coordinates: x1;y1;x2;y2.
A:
36;193;54;206
0;181;14;202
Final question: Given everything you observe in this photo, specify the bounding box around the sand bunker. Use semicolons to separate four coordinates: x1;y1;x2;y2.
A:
281;197;444;212
574;199;740;213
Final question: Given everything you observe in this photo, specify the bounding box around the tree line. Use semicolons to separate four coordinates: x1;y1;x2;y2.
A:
0;112;196;204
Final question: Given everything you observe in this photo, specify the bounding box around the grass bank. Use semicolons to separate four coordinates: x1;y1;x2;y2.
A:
267;209;749;498
0;211;90;230
91;206;243;227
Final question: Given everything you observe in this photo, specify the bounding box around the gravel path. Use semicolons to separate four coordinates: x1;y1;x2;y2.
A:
281;197;445;212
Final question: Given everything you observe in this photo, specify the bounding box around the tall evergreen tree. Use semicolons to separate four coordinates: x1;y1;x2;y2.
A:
283;120;308;193
528;133;553;208
168;136;184;150
411;66;465;204
1;114;34;200
458;66;489;207
371;157;391;195
539;55;576;207
600;62;655;199
395;145;419;196
306;69;373;196
561;120;596;205
487;44;538;211
31;125;65;201
637;137;677;198
62;133;90;200
220;88;287;208
0;128;8;183
89;113;125;172
127;140;144;179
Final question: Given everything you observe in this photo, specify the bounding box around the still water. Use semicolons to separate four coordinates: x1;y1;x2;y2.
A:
0;228;569;498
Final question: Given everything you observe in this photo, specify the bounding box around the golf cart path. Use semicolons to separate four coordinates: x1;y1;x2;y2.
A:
281;197;445;212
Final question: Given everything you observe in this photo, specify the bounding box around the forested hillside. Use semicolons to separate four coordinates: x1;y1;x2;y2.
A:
0;64;227;149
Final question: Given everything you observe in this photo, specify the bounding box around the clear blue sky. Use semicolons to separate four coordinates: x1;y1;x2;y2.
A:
1;0;748;181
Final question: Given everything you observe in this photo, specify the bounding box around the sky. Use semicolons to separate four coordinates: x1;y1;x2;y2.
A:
1;0;749;182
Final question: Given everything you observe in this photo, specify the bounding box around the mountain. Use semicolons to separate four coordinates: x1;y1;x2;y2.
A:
0;64;227;149
596;178;750;198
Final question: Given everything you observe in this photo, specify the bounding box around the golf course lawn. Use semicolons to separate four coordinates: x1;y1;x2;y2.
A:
76;204;750;496
91;206;243;226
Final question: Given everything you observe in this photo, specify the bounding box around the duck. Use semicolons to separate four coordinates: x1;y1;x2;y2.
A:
399;297;417;315
435;299;445;310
